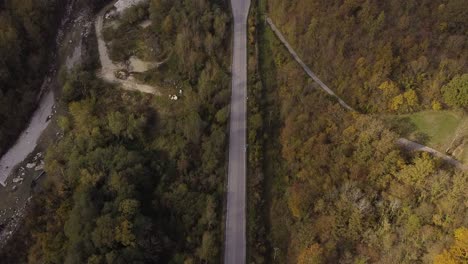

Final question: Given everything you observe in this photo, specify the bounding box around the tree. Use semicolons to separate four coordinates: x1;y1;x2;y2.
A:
197;231;217;262
434;227;468;264
287;183;312;219
107;111;126;138
442;74;468;108
92;215;116;249
297;243;324;264
115;219;136;247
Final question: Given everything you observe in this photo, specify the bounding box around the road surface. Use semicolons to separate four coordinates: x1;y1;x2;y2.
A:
225;0;250;263
397;138;467;171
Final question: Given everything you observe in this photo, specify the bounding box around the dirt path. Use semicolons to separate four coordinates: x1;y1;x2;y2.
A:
266;16;466;171
266;17;353;111
397;138;467;171
95;1;160;95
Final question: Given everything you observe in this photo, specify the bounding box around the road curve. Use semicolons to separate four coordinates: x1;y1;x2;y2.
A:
397;138;467;171
95;0;159;95
224;0;250;263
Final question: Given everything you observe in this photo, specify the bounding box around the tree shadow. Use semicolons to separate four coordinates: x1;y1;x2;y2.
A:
387;116;430;145
387;117;415;135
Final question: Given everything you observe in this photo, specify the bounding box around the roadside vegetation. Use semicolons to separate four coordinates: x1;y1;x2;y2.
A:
251;0;468;263
246;0;269;262
0;0;231;263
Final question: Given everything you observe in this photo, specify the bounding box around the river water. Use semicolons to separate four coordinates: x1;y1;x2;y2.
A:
0;0;79;186
0;90;54;186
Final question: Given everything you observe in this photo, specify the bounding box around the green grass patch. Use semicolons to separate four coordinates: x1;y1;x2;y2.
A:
386;110;467;158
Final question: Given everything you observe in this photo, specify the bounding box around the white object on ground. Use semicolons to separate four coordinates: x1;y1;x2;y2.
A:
139;19;152;28
26;163;36;169
12;177;23;184
114;0;147;14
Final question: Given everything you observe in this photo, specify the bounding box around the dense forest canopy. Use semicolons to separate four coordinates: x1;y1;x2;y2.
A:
267;0;467;113
0;0;231;263
248;0;468;263
0;0;466;263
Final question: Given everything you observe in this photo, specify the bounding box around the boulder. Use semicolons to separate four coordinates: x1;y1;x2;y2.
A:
12;177;23;183
35;164;45;171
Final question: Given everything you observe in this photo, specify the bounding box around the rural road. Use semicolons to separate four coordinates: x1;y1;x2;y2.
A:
266;17;354;111
224;0;250;263
397;138;467;171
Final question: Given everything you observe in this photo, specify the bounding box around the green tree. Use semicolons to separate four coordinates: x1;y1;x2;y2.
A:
197;231;217;262
442;74;468;108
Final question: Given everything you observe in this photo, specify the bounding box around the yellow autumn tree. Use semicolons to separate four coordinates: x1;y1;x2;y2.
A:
379;81;400;98
403;89;419;108
297;243;324;264
287;183;312;219
390;94;404;111
434;227;468;264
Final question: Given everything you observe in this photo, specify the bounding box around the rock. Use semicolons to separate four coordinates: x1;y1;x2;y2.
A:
26;163;36;169
114;0;147;14
35;164;44;171
115;70;129;80
11;186;17;192
12;177;23;183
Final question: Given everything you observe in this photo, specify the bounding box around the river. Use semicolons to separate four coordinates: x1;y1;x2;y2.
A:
0;0;79;186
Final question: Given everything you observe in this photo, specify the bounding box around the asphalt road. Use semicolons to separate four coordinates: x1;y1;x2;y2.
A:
224;0;250;263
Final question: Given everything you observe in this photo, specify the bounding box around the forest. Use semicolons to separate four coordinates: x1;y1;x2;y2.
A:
0;0;231;263
0;0;65;156
267;0;467;113
248;0;468;263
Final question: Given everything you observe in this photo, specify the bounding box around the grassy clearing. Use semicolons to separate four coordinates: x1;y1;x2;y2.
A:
386;110;467;162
